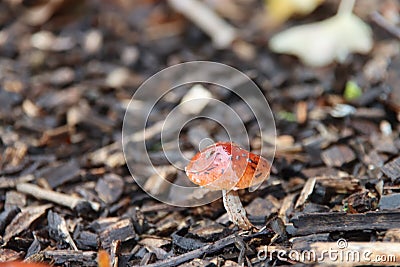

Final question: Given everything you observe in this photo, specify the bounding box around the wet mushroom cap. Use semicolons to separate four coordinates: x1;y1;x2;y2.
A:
185;142;271;190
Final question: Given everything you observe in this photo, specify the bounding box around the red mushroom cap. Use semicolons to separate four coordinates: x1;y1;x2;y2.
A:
185;142;270;190
0;262;51;267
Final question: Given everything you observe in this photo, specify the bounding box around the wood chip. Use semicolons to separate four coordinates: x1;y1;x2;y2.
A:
296;101;307;124
87;142;125;168
321;145;356;167
380;193;400;210
384;229;400;242
279;194;296;224
189;221;227;242
0;174;35;189
40;250;98;266
381;156;400;181
3;204;52;243
292;211;400;236
5;190;26;210
95;173;124;205
35;159;80;188
144;166;176;196
39;125;71;146
0;248;24;262
99;218;136;249
295;177;316;209
74;229;98;250
246;196;280;220
0;206;20;234
48;210;78;250
139;237;171;248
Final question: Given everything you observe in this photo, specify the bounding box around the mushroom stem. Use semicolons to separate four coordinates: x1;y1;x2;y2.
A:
222;189;253;230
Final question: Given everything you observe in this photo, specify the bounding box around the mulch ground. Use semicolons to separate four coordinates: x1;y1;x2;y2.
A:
0;0;400;266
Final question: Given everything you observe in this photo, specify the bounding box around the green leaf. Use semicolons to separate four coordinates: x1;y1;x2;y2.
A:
278;110;297;122
344;80;362;101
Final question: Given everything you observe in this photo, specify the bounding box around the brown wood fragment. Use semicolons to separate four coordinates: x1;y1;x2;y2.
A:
95;173;124;205
279;194;296;224
384;229;400;242
5;190;26;210
246;196;280;224
47;210;78;250
0;206;20;234
321;145;356;167
40;250;98;266
178;259;213;267
351;119;379;135
139;237;171;248
110;239;121;267
0;142;28;172
35;159;80;189
222;260;242;267
145;245;170;260
0;174;35;189
25;233;41;259
3;204;52;243
291;211;400;235
344;190;379;213
172;230;207;251
144;166;176;196
189;222;226;242
371;135;398;155
381;156;400;181
74;229;98;250
87;142;125;168
16;183;100;211
379;193;400;210
0;248;24;261
295;177;316;209
99;218;136;249
296;101;307;124
39;125;71;146
316;176;360;193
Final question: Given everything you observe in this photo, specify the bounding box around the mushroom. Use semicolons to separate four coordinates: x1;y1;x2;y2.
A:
185;142;271;230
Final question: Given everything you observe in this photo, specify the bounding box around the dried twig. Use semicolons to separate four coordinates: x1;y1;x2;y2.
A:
136;229;271;267
16;183;100;211
371;11;400;40
0;175;35;189
135;233;239;267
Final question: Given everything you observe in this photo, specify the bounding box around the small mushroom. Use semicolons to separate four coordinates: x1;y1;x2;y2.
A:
185;142;271;230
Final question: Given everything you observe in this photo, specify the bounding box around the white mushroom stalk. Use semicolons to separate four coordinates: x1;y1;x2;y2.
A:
222;189;253;230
